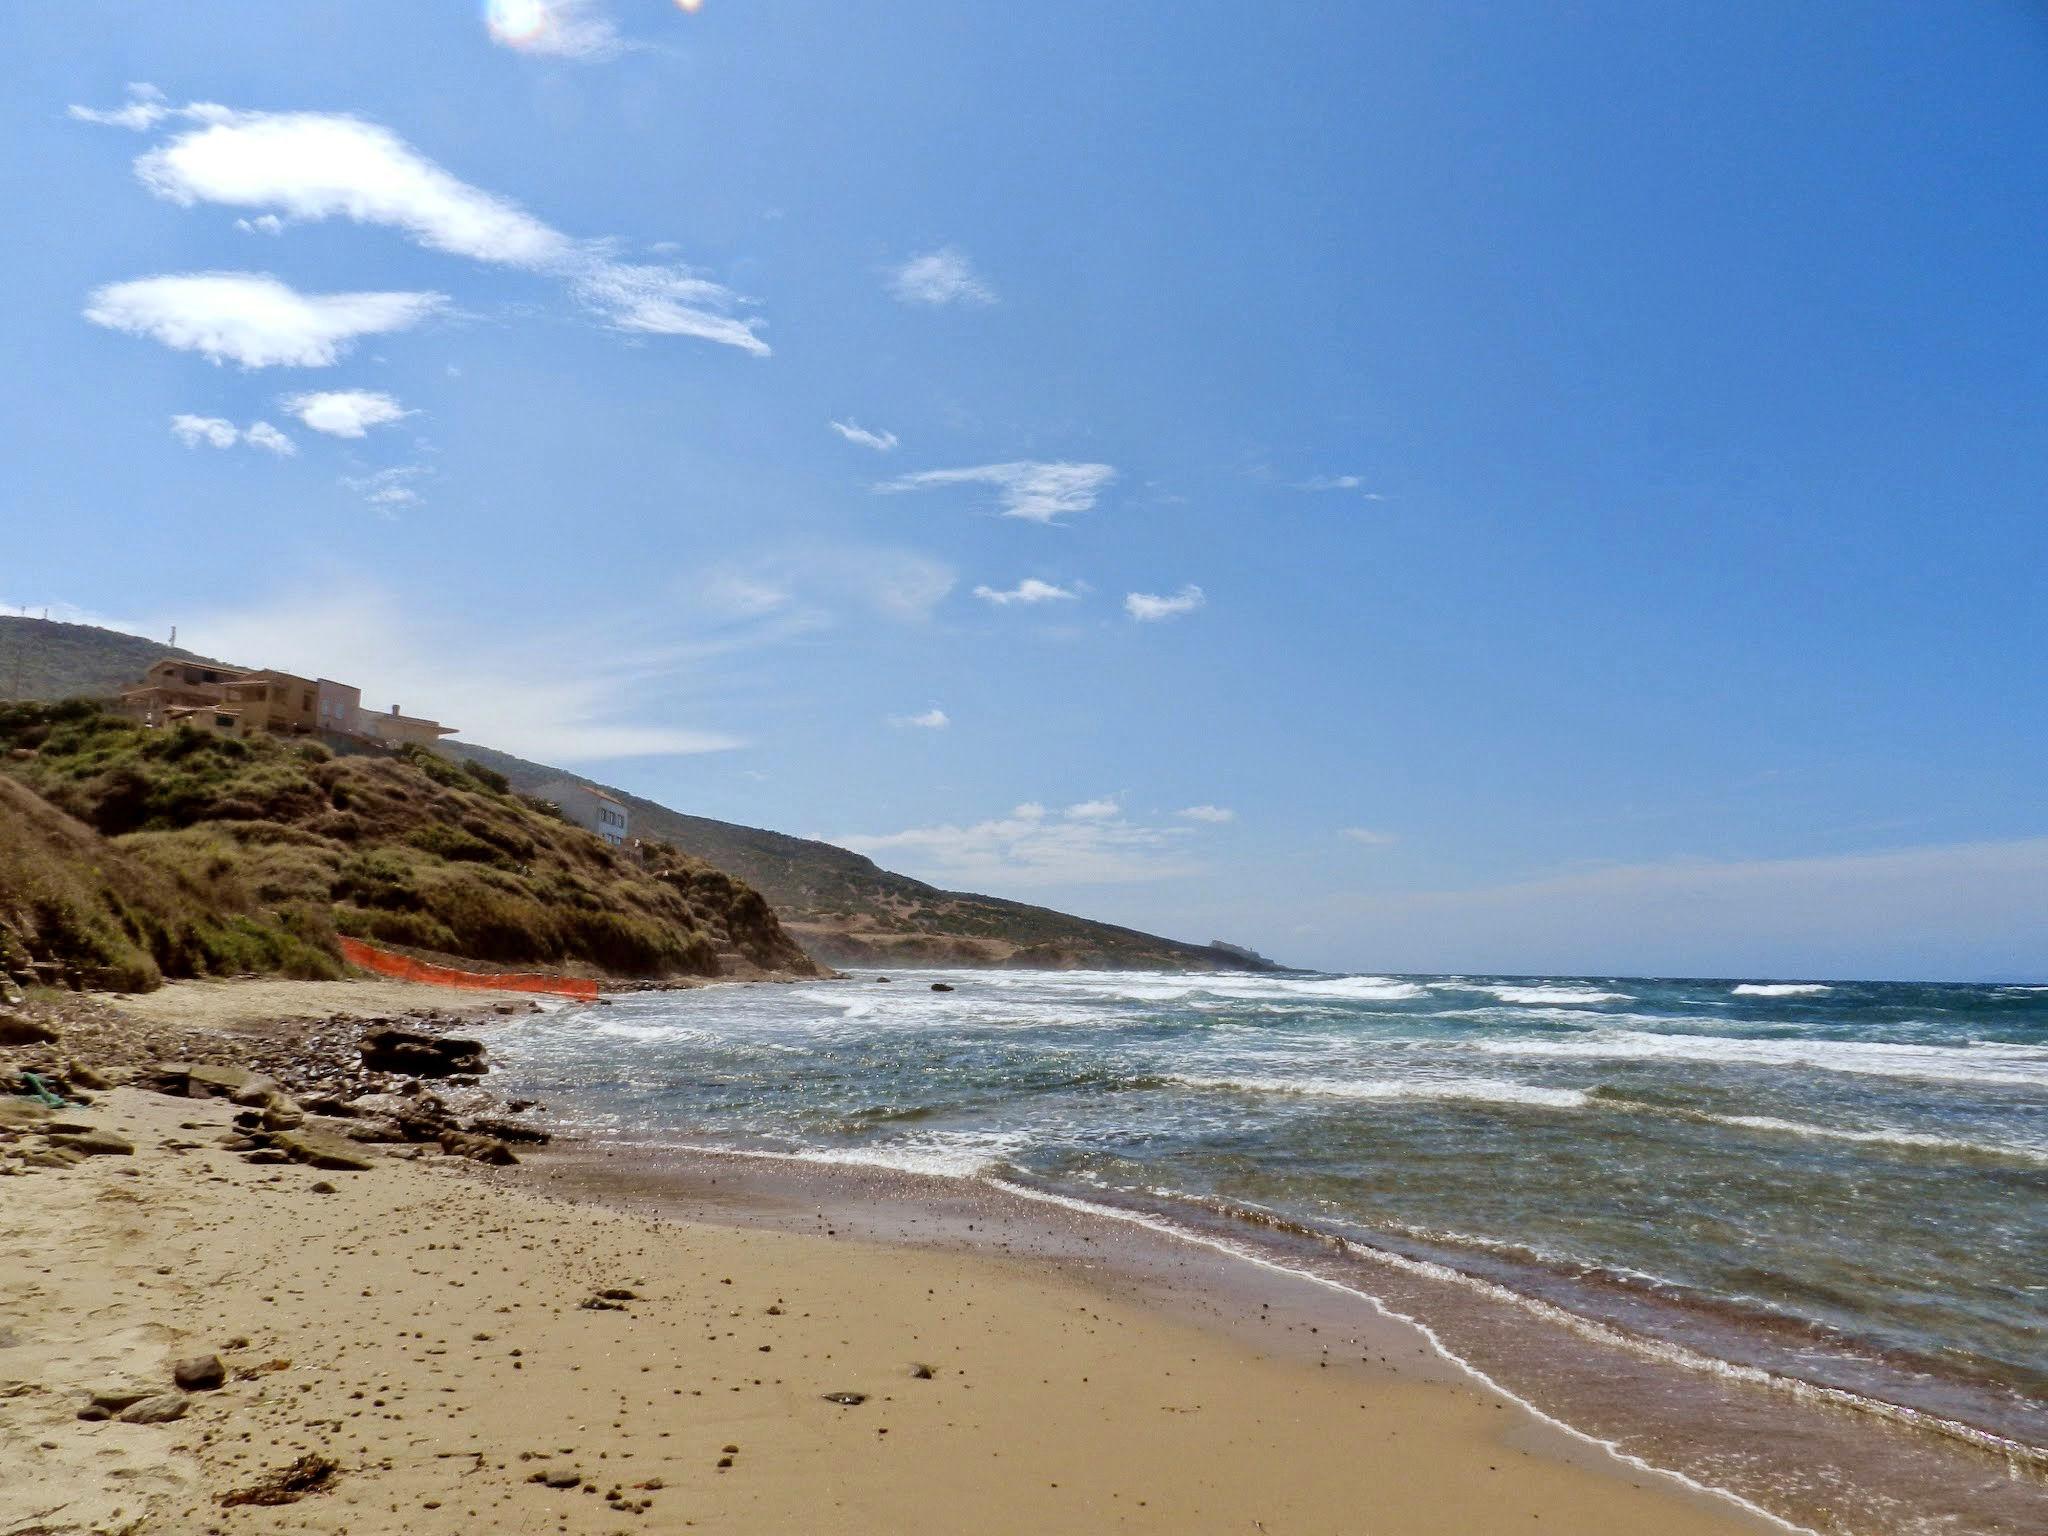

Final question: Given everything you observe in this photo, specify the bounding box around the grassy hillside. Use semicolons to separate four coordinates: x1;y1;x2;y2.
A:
0;699;818;990
0;616;224;701
1;616;1279;973
449;742;1275;971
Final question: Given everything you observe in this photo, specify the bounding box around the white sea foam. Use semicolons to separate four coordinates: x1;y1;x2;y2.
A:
1431;981;1633;1006
1731;983;1833;997
1478;1030;2048;1087
759;1130;1029;1179
1111;975;1426;1004
1708;1114;2048;1166
1168;1073;1588;1110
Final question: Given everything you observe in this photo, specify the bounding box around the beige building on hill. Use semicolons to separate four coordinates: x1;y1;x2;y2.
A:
360;704;458;749
119;658;455;748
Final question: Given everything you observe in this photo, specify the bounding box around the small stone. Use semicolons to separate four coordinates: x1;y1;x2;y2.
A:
173;1354;226;1392
0;1011;57;1047
822;1392;868;1406
87;1383;156;1414
119;1393;189;1424
310;1180;338;1195
48;1129;133;1157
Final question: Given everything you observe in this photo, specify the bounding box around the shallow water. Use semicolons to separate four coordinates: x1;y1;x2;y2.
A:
492;968;2048;1527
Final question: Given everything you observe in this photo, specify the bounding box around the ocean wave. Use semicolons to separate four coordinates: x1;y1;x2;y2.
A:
1167;1072;1588;1110
1478;1030;2048;1087
1110;975;1427;1004
1731;983;1833;997
767;1130;1029;1178
1431;981;1634;1006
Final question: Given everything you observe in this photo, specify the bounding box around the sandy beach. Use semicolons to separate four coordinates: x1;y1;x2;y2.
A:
0;980;1791;1536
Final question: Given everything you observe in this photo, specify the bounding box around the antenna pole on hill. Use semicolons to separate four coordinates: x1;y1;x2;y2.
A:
169;625;177;647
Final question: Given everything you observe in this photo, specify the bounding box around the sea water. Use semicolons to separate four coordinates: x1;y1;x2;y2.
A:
492;970;2048;1527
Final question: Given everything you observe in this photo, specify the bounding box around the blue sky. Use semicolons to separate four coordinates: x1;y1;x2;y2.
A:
5;2;2045;978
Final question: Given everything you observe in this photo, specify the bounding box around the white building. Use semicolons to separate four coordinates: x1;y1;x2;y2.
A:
535;779;631;848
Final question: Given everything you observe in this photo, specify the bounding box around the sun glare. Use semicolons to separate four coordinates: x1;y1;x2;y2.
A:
486;0;548;45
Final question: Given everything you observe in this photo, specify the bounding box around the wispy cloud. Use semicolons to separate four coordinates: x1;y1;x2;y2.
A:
700;545;957;628
1178;804;1236;823
343;464;430;517
1065;797;1120;820
87;272;442;368
169;413;296;455
879;461;1115;524
1340;827;1398;846
829;419;899;452
67;83;169;131
485;0;623;60
888;246;995;307
73;93;767;355
972;578;1079;606
1295;473;1385;499
1124;585;1204;622
835;800;1206;889
283;389;410;438
889;707;950;730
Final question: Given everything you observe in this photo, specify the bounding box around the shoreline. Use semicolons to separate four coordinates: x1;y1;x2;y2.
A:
0;976;1788;1536
518;1130;2048;1535
6;974;2042;1533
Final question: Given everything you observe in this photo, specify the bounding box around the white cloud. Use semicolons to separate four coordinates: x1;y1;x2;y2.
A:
136;109;571;265
888;247;995;307
1340;827;1398;846
879;461;1115;524
87;272;442;368
81;97;766;354
1124;585;1204;622
835;799;1203;889
67;83;169;131
169;413;239;449
242;421;296;456
1178;805;1236;823
1065;798;1120;820
169;414;295;454
972;578;1078;606
283;388;410;438
485;0;623;60
890;707;950;730
830;420;899;452
236;214;284;236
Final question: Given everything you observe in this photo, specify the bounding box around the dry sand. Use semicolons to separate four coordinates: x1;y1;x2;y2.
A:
0;1081;1782;1536
103;976;544;1033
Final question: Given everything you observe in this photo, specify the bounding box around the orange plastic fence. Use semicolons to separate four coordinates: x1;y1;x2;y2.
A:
337;937;600;1000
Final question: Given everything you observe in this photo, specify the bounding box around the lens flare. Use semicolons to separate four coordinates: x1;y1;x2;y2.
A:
486;0;549;45
676;0;704;11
